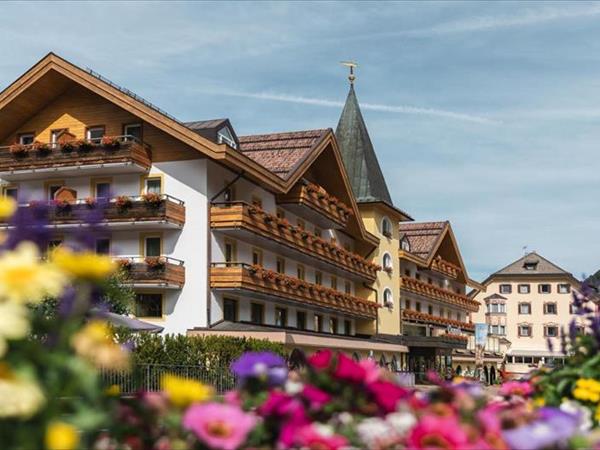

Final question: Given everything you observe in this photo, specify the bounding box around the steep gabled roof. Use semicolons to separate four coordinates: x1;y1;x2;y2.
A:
335;86;392;205
492;252;572;277
398;221;447;260
239;129;328;180
185;118;240;148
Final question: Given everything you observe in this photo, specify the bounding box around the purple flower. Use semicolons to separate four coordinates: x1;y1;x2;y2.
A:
502;407;579;450
230;352;287;387
4;202;51;251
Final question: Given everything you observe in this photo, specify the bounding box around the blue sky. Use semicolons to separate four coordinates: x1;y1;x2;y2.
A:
1;1;599;281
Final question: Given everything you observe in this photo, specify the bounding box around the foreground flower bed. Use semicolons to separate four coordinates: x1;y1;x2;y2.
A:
0;195;600;449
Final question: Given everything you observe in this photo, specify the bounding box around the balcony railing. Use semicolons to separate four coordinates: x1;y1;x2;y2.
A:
210;263;378;320
400;276;480;312
402;309;475;332
210;202;378;282
1;195;185;228
0;136;151;178
430;256;461;279
118;256;185;288
276;182;352;229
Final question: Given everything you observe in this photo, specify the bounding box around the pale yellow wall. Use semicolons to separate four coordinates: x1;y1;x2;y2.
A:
357;205;402;335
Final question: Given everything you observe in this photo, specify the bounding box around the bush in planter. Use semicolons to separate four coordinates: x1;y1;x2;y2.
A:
32;141;51;155
75;139;94;152
116;258;133;271
115;195;132;211
142;192;163;208
60;141;75;152
145;256;166;270
84;197;97;209
9;143;29;157
53;199;71;214
101;136;121;150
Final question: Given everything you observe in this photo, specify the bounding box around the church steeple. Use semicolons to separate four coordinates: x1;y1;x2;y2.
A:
335;77;393;205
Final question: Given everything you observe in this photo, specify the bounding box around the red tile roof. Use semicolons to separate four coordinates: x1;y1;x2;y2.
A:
239;129;329;180
398;221;448;260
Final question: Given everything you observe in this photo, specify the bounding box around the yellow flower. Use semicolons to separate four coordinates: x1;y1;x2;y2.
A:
45;421;79;450
0;197;17;219
71;321;129;371
161;374;213;408
0;242;67;304
51;247;116;281
596;404;600;422
105;384;121;397
0;302;30;357
0;364;45;419
533;397;546;407
573;378;600;403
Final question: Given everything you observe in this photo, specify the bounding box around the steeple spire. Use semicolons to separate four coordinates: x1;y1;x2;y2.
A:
340;61;358;85
335;72;393;205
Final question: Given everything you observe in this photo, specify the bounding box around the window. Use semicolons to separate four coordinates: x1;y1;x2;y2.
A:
223;298;238;322
570;304;578;314
223;184;235;202
296;264;305;280
330;276;338;290
2;185;18;199
428;305;433;315
296;311;306;330
296;219;305;230
142;236;161;257
124;123;142;141
415;302;421;312
86;126;105;141
524;262;538;271
275;307;287;327
224;240;236;265
544;303;557;314
344;319;352;336
456;312;461;320
405;299;411;310
415;273;421;281
18;133;34;145
135;293;162;318
539;284;551;294
490;325;506;335
251;196;262;208
95;238;110;255
518;324;532;337
314;227;322;238
383;288;393;306
315;271;323;285
518;303;531;314
252;248;263;266
329;317;338;334
314;314;323;332
217;127;237;148
344;281;352;294
250;303;264;324
381;217;392;237
499;284;512;294
45;180;65;200
558;284;571;294
545;325;559;337
276;208;285;219
51;129;67;145
518;284;530;294
91;178;112;199
144;177;162;195
276;257;285;274
401;238;410;252
382;253;392;271
488;303;506;313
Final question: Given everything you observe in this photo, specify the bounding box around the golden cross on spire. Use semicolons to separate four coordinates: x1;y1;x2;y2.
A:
340;61;358;85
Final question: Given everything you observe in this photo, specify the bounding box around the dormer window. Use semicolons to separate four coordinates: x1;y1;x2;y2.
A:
400;237;411;252
524;261;538;271
18;133;34;145
217;127;237;149
87;126;105;142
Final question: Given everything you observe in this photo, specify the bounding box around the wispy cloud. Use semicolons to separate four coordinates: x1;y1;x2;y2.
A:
207;90;499;124
345;4;600;41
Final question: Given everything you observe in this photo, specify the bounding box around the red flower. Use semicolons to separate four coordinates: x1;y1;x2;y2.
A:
368;380;410;413
333;353;366;383
295;424;348;450
302;385;331;410
307;349;333;370
407;415;469;450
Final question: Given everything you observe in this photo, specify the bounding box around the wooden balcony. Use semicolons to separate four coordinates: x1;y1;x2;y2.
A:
210;202;378;282
430;256;461;279
0;136;151;180
402;309;475;332
0;195;185;230
118;256;185;289
276;182;352;229
210;263;378;320
400;276;480;312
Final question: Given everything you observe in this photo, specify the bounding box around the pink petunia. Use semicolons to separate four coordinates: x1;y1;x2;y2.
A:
406;415;469;450
259;391;309;448
359;358;381;384
308;349;333;370
368;380;410;413
302;384;332;410
333;353;366;383
499;381;533;398
183;403;256;450
295;424;349;450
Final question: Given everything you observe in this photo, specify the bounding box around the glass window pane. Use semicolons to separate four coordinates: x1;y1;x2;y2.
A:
96;182;111;199
146;178;162;194
125;124;142;140
87;127;104;140
95;239;110;255
135;293;162;317
145;237;161;257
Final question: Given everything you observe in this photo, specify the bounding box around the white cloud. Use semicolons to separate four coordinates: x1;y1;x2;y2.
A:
206;90;499;124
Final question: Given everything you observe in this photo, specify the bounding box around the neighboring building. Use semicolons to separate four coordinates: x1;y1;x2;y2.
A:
397;221;482;379
472;251;591;376
0;53;408;359
335;77;481;375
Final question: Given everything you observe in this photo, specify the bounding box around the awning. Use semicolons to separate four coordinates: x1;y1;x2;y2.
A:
91;309;164;333
507;349;566;357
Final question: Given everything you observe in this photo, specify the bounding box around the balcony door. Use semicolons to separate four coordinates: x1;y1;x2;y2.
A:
92;178;112;200
143;235;162;257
